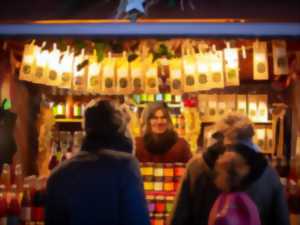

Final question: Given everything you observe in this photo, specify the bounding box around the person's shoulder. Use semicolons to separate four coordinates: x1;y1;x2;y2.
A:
99;149;136;163
186;153;208;174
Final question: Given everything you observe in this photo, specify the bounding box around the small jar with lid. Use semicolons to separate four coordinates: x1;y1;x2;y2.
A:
144;176;154;192
154;177;163;192
166;196;175;213
154;163;164;178
141;162;154;178
174;177;181;191
155;196;166;214
163;163;174;177
163;177;175;192
174;163;185;178
153;213;164;225
146;195;155;213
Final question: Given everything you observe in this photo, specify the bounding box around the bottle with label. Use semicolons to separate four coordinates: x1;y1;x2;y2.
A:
0;185;8;225
7;185;21;225
32;180;45;224
20;184;31;225
15;164;23;193
48;142;59;171
1;164;11;191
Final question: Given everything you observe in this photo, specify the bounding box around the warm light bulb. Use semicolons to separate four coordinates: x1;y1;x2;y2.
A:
36;50;49;67
60;53;73;73
255;53;265;62
118;67;128;77
185;63;195;75
89;63;100;76
198;63;208;73
211;62;222;72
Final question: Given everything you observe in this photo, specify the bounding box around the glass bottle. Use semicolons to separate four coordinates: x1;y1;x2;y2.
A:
20;184;31;224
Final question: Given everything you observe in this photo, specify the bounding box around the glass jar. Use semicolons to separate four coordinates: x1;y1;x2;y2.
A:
163;177;174;192
155;196;166;213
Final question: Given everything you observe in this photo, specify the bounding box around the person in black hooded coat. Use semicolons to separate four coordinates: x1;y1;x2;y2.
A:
45;99;150;225
168;112;289;225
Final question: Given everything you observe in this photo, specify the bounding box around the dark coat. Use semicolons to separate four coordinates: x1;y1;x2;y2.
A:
45;149;150;225
168;151;290;225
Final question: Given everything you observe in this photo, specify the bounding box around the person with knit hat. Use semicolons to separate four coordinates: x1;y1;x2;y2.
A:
45;99;150;225
168;112;290;225
135;102;192;163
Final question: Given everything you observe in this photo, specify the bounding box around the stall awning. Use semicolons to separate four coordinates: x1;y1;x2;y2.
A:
0;20;300;38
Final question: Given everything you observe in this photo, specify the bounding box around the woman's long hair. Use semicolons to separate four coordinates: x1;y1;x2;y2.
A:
141;102;178;155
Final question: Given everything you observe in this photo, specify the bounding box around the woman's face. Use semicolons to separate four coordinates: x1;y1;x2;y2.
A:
150;109;168;134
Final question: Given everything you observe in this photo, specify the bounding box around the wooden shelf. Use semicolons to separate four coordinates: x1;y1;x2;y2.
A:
137;103;182;108
145;191;176;196
55;118;83;123
201;120;272;124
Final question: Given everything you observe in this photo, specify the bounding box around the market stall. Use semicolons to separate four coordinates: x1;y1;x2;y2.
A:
0;1;300;223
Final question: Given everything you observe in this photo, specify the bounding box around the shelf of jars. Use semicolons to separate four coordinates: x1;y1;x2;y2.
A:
140;162;185;225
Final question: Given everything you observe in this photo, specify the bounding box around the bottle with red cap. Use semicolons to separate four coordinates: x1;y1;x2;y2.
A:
20;184;31;225
48;142;59;171
7;184;21;225
0;185;8;225
31;180;45;224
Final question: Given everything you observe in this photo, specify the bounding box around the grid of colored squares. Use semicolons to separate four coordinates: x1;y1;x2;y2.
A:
147;194;175;225
140;163;186;192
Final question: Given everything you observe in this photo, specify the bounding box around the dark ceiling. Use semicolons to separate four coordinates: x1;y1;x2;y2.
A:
0;0;299;21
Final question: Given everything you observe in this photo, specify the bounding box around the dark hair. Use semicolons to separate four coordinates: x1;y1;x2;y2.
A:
81;100;132;153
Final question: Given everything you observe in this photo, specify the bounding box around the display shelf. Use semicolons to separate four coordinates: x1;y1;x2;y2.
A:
137;103;182;108
145;191;177;196
201;120;273;124
55;118;83;123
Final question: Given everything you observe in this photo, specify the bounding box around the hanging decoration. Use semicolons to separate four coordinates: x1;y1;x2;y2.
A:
59;46;74;89
101;52;116;94
87;50;101;93
272;40;288;75
253;41;269;80
15;39;300;95
116;52;131;94
210;50;225;89
183;53;197;93
144;55;159;94
19;40;36;82
169;58;183;95
130;57;144;93
224;46;240;86
46;43;61;87
72;49;87;92
196;52;209;91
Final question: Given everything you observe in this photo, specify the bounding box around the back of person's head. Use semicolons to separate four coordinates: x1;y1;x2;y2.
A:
214;112;254;145
214;143;267;193
210;144;263;225
81;99;132;153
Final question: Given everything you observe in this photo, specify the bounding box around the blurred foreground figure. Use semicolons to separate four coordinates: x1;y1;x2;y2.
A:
45;99;150;225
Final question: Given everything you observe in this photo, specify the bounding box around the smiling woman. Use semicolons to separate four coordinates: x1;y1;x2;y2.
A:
135;102;192;163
